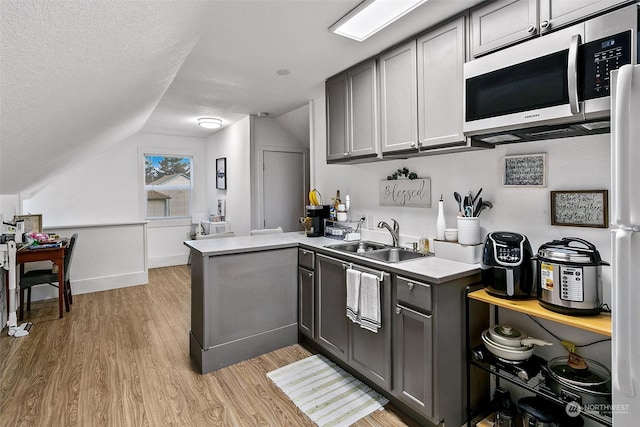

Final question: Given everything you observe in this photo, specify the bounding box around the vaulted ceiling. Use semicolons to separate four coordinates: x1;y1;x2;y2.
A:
1;0;482;195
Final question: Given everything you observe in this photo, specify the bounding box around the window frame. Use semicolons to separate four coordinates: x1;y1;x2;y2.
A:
143;153;194;221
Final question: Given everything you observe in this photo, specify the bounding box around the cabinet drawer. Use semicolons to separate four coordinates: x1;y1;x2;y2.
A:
396;276;431;312
298;248;315;270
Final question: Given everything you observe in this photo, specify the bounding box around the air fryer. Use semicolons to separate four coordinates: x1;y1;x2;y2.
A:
482;231;534;299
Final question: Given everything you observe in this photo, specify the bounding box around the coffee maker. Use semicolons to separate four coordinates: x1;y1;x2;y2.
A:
305;205;330;237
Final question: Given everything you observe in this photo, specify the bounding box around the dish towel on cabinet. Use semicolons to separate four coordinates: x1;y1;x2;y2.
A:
346;268;361;323
358;272;381;333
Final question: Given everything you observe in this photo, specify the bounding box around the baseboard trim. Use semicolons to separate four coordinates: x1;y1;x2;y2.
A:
29;270;148;301
148;254;189;269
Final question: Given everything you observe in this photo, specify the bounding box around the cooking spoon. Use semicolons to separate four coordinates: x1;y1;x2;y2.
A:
454;192;462;216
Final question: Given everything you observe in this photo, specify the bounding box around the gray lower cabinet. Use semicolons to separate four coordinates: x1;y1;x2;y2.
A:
315;253;392;390
298;266;314;339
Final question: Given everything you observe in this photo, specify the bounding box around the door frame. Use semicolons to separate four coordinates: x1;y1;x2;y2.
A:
256;145;309;231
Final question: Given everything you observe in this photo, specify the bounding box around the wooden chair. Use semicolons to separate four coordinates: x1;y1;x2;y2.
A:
19;233;77;320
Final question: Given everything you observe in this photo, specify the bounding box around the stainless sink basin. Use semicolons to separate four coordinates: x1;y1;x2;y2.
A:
360;247;427;263
326;241;389;253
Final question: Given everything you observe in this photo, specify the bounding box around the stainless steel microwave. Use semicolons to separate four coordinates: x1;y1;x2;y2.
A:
464;3;639;143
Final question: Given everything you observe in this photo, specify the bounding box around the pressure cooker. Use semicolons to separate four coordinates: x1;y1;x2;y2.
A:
534;237;609;316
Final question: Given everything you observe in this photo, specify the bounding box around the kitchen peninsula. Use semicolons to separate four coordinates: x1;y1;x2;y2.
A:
185;231;483;427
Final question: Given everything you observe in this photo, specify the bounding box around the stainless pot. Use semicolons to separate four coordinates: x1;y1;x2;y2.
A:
543;355;611;405
481;325;552;362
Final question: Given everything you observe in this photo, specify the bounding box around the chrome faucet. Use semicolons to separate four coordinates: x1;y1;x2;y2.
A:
378;219;399;247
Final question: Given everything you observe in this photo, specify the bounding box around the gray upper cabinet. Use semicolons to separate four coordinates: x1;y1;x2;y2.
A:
539;0;631;33
471;0;630;58
417;16;466;148
471;0;538;58
326;60;379;162
379;16;467;155
379;40;419;153
326;73;349;161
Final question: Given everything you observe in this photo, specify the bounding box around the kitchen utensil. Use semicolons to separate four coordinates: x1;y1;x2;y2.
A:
473;197;482;217
481;231;534;299
542;354;612;405
487;325;553;348
518;396;555;427
472;187;483;205
454;192;462;216
535;237;609;316
481;330;535;361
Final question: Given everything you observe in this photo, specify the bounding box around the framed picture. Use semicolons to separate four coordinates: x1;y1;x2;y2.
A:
502;153;547;187
14;214;43;233
550;190;608;228
216;157;227;190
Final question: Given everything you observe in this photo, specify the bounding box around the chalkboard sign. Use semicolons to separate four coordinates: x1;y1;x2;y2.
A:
551;190;608;228
503;154;547;187
379;178;431;208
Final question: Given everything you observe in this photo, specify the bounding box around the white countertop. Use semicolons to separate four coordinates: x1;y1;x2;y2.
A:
184;231;480;284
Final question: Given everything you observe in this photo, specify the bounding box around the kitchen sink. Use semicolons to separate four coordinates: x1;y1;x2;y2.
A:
360;247;427;263
326;241;389;253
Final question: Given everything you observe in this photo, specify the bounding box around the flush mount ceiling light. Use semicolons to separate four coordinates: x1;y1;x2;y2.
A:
197;117;222;129
329;0;429;42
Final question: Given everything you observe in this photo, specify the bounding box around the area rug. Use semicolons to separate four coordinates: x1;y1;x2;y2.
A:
267;354;388;427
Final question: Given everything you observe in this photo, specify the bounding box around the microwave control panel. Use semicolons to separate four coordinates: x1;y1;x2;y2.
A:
582;31;631;100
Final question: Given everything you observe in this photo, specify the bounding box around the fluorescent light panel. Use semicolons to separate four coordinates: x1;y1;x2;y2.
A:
330;0;429;42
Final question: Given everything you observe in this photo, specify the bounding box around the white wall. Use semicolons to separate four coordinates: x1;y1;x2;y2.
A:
23;132;207;272
310;96;613;376
206;116;252;236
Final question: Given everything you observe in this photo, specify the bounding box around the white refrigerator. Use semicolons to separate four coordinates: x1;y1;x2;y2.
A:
611;63;640;426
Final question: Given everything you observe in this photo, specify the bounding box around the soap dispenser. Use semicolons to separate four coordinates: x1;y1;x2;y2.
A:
436;194;446;241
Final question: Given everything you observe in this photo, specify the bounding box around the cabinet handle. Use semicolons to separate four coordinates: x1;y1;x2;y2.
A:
396;306;402;315
416;140;423;148
407;282;415;291
540;20;550;30
308;272;313;278
410;141;416;148
526;24;536;34
343;152;350;158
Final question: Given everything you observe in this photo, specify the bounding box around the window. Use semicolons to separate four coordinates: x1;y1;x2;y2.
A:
144;155;192;219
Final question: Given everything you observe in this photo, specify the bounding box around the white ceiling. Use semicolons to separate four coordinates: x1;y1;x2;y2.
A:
1;0;483;195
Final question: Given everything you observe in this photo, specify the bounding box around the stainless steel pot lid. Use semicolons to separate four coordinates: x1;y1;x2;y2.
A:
536;237;604;265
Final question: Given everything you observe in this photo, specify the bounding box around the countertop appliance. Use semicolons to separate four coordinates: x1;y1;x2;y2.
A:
611;63;640;426
304;205;330;237
535;237;608;316
481;231;534;299
464;2;638;144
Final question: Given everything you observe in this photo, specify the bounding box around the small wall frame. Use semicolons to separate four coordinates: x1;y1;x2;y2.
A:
216;157;227;190
550;190;608;228
14;214;43;233
502;153;547;187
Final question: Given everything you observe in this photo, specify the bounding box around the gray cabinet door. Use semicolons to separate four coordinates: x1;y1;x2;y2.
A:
348;268;392;391
393;303;435;422
298;266;314;339
326;73;349;161
348;60;379;158
470;0;538;57
540;0;629;33
316;254;349;362
379;40;418;154
417;16;466;148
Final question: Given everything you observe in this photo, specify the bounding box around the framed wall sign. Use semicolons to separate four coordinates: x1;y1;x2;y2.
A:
503;153;547;187
550;190;608;228
379;178;431;208
216;157;227;190
14;214;43;233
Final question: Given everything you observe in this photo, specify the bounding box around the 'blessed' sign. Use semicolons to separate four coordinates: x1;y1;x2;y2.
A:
379;178;431;208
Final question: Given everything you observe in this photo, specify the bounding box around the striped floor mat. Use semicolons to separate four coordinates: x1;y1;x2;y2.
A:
267;354;388;427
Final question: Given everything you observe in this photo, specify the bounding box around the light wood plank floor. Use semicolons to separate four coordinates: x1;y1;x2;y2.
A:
0;265;419;426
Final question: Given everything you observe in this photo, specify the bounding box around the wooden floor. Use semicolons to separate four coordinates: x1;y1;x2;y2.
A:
0;265;418;426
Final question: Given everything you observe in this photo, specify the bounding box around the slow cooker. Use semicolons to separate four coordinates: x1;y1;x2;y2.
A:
535;237;609;316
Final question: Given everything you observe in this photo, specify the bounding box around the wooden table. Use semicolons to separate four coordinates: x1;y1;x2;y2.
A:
17;244;67;318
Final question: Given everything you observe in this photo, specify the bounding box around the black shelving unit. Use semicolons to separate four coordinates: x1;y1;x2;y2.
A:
465;286;612;427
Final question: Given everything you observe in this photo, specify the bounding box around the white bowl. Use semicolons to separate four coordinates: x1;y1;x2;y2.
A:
444;228;458;241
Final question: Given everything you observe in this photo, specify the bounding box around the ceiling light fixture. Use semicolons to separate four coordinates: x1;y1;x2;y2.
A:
329;0;429;42
197;117;223;129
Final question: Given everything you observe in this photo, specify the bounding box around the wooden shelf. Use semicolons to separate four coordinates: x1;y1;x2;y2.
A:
468;289;611;336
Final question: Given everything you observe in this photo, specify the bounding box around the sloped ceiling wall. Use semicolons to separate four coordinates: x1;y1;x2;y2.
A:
0;0;213;195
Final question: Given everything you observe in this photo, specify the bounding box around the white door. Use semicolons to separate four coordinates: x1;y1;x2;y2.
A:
262;150;306;231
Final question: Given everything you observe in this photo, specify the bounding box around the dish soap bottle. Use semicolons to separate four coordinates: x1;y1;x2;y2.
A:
436;194;446;241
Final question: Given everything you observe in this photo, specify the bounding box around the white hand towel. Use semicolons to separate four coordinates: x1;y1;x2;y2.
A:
346;269;361;323
358;272;381;333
